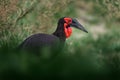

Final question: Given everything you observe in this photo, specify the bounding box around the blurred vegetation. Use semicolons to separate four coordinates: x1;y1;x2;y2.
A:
0;0;120;79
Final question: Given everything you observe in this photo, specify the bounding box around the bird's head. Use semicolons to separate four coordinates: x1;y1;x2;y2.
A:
55;17;88;39
59;17;88;38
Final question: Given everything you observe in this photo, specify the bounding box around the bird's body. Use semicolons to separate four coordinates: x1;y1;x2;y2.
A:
18;17;88;54
19;34;59;49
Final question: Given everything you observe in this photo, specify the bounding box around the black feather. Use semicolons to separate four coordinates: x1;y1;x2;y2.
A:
18;17;66;54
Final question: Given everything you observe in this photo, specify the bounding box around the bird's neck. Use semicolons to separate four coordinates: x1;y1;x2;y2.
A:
53;23;66;42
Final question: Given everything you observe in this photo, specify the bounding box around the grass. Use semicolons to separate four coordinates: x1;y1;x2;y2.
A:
0;0;120;79
0;29;120;79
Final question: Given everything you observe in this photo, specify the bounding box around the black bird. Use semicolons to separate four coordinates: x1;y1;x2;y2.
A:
18;17;88;54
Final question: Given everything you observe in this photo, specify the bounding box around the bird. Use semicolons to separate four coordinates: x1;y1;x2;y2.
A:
18;17;88;55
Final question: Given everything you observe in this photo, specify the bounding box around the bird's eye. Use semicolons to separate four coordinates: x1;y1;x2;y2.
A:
68;19;72;23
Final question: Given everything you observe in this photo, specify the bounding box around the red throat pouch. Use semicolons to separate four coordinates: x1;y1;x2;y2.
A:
64;23;72;38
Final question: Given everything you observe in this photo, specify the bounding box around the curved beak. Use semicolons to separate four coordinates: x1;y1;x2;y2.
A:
70;18;88;33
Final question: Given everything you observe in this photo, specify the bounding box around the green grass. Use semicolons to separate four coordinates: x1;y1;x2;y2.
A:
0;29;120;79
0;0;120;79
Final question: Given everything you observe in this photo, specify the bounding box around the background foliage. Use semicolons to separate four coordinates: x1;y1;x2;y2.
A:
0;0;120;79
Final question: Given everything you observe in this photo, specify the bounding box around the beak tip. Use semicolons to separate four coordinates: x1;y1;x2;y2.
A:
83;30;88;33
85;31;88;33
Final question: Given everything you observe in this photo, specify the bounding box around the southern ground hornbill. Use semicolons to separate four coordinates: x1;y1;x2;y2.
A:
18;17;88;54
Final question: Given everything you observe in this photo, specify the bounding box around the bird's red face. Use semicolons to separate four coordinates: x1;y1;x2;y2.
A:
63;17;88;38
64;18;72;38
